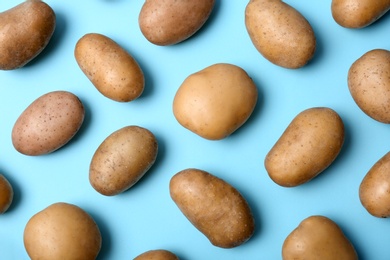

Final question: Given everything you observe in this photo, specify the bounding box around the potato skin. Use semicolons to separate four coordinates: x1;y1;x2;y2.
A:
282;215;358;260
134;249;179;260
265;107;344;187
348;49;390;123
0;0;56;70
0;174;13;214
75;33;144;102
245;0;316;69
139;0;215;45
169;168;255;248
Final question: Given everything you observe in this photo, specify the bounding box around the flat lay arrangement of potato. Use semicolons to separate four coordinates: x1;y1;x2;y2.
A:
0;174;13;214
134;249;179;260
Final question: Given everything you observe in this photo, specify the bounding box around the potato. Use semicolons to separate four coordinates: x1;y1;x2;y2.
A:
75;33;144;102
245;0;316;69
173;63;257;140
24;202;102;260
169;168;255;248
332;0;390;28
0;0;56;70
89;125;158;196
348;49;390;123
359;152;390;218
282;215;358;260
0;174;13;214
12;91;85;156
134;249;179;260
265;107;344;187
138;0;215;46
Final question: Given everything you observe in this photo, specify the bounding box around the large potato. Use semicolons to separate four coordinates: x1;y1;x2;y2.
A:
0;174;13;214
169;168;255;248
134;249;179;260
245;0;316;69
265;107;345;187
0;0;56;70
173;63;258;140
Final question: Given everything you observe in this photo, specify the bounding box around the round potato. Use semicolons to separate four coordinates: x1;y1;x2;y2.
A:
0;174;13;214
134;249;179;260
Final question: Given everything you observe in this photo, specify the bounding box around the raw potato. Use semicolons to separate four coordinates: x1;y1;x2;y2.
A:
173;63;258;140
348;49;390;123
24;202;102;260
75;33;144;102
0;174;13;214
12;91;85;156
169;168;255;248
332;0;390;28
90;126;158;196
0;0;56;70
359;152;390;218
282;215;358;260
139;0;215;45
245;0;316;69
134;249;179;260
265;107;345;187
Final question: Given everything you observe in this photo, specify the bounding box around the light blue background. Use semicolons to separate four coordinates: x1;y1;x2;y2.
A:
1;0;390;259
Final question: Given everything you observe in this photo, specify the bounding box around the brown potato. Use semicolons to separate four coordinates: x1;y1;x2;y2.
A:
169;168;255;248
265;107;345;187
24;202;102;260
0;0;56;70
245;0;316;69
12;91;85;156
332;0;390;28
282;215;358;260
138;0;215;46
0;174;13;214
89;126;158;196
173;63;258;140
348;49;390;123
134;249;179;260
75;33;144;102
359;152;390;218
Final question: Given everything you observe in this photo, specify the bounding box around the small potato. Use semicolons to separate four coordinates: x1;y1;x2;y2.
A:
0;0;56;70
348;49;390;123
24;202;102;260
0;174;13;214
138;0;215;45
173;63;258;140
265;107;344;187
12;91;85;156
282;215;358;260
359;152;390;218
332;0;390;28
89;126;158;196
169;168;255;248
245;0;316;69
134;249;179;260
75;33;144;102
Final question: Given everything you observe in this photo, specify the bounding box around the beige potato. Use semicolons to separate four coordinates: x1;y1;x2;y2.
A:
282;215;358;260
90;125;158;196
265;107;344;187
169;168;255;248
245;0;316;69
134;249;179;260
348;49;390;123
0;174;13;214
12;91;85;156
359;152;390;218
332;0;390;28
173;63;258;140
24;202;102;260
0;0;56;70
75;33;144;102
139;0;215;46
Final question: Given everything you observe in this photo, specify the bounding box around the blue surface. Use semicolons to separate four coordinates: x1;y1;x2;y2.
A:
1;1;390;259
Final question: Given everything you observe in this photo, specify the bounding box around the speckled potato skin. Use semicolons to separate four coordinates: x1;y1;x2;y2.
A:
359;152;390;218
138;0;215;46
348;49;390;123
75;33;144;102
332;0;390;28
89;126;158;196
134;249;179;260
282;215;358;260
0;0;56;70
0;174;13;214
169;168;255;248
173;63;258;140
265;107;345;187
12;91;85;156
245;0;316;69
24;202;102;260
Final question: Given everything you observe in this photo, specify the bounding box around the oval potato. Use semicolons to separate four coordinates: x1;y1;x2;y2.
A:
0;174;13;214
134;249;179;260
